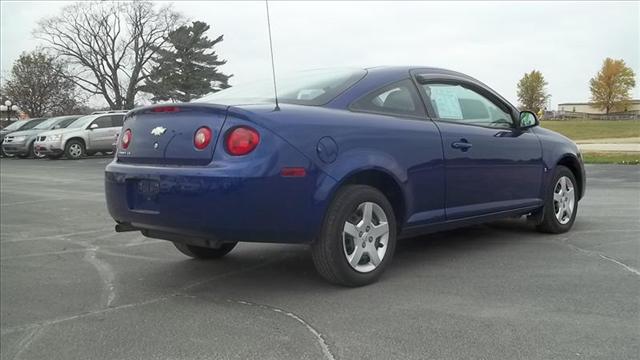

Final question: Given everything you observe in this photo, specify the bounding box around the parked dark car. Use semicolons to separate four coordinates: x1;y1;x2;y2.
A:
1;116;81;158
105;66;586;286
0;118;47;157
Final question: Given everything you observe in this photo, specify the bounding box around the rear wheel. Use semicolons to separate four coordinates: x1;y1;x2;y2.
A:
173;242;237;259
65;140;85;160
536;165;578;233
311;185;397;287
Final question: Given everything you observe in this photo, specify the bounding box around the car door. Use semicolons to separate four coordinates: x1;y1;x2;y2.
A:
415;77;543;220
87;115;115;150
349;79;446;226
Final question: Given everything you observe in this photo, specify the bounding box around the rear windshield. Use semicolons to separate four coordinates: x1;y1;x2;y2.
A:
195;68;366;106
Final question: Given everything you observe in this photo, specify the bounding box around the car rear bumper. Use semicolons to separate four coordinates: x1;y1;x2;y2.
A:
105;160;335;245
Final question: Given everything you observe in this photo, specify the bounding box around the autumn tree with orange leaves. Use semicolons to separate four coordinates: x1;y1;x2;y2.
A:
589;58;636;114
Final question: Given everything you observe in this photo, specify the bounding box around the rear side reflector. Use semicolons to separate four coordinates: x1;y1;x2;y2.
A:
225;126;260;156
194;127;212;150
151;106;180;113
281;167;306;177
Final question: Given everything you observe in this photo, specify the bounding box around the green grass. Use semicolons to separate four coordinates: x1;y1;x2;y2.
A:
541;119;640;140
582;152;640;165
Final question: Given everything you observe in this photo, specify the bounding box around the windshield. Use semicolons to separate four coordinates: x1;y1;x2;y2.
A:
18;118;46;130
3;120;28;132
34;116;81;130
33;118;59;130
195;68;366;106
57;117;79;128
66;115;96;129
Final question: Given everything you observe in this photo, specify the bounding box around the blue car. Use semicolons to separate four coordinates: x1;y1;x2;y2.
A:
105;66;586;286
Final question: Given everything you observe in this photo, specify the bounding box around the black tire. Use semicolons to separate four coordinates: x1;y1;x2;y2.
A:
311;184;397;287
536;165;579;234
173;242;237;259
64;139;85;160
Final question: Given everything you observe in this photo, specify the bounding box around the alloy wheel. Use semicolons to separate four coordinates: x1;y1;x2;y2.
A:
342;201;390;273
553;176;575;225
69;144;82;158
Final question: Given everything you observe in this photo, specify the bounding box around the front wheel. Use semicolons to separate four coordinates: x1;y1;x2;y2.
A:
536;165;578;233
173;242;237;259
311;185;397;287
64;140;85;160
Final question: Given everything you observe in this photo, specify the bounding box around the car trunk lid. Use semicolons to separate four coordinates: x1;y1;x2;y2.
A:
117;104;228;165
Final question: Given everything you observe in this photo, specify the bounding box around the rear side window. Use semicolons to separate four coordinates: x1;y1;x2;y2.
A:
111;115;124;127
350;79;425;118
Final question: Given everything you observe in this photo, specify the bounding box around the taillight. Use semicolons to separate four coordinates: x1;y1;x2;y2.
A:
194;127;212;150
225;126;260;156
151;106;180;113
121;129;132;149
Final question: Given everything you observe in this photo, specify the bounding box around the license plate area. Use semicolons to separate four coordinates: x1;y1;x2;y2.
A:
127;179;160;212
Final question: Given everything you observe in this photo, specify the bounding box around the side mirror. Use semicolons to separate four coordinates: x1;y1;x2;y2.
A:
52;125;60;129
89;123;99;130
519;111;539;129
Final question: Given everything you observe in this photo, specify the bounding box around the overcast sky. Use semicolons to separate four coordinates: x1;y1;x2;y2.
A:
1;1;638;109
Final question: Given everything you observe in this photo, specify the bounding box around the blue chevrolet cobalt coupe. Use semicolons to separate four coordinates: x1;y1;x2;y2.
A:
105;67;586;286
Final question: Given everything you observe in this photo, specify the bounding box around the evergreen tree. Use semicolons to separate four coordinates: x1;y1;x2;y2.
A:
143;21;231;102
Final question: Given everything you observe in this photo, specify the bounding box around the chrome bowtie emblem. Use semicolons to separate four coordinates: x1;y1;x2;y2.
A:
151;126;167;136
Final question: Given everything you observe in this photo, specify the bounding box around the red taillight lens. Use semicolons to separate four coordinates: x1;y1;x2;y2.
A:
225;127;260;156
194;127;212;150
121;129;132;149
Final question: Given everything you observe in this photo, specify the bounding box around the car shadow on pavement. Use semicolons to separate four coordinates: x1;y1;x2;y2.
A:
135;217;547;298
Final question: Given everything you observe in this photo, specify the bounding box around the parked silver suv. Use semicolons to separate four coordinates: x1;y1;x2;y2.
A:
35;112;126;159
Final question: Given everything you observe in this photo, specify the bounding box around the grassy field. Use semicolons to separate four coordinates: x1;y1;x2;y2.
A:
582;152;640;165
540;119;640;140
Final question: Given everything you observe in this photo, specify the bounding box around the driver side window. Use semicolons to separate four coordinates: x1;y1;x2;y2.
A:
422;83;513;128
90;116;113;129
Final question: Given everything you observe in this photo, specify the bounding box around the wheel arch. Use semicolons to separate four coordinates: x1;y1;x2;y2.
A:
65;136;86;149
556;154;584;200
330;167;407;230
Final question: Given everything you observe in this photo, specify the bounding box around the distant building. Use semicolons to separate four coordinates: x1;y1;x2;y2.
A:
558;100;640;115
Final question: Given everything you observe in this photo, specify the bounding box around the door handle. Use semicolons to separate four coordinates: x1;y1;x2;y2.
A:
451;139;472;152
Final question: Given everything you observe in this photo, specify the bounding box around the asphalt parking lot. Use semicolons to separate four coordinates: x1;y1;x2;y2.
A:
0;158;638;360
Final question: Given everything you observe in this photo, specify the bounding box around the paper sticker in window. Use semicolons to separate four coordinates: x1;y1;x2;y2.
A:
431;87;463;119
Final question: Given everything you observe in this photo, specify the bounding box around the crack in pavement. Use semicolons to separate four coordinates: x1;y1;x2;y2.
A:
230;299;336;360
557;236;640;278
83;247;117;308
11;326;45;360
1;253;292;336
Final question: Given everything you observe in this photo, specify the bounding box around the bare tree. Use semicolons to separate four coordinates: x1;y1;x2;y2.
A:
34;0;182;110
4;50;83;117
